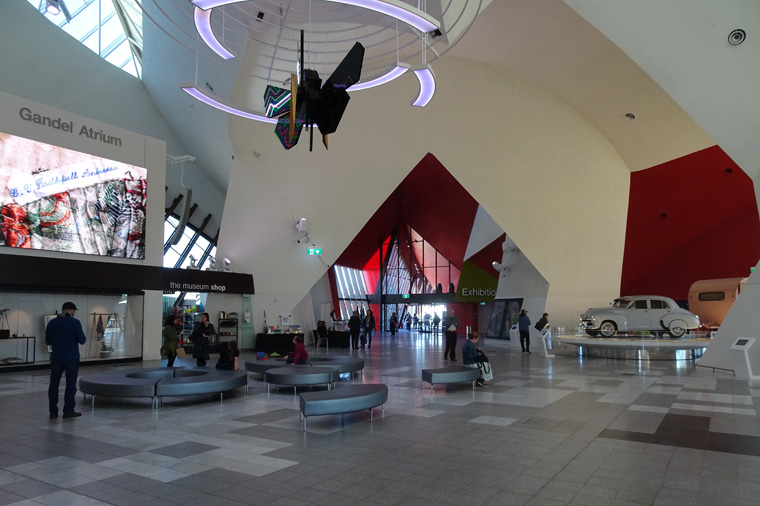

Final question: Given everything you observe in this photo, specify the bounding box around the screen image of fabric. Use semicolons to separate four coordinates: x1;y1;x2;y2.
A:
1;179;146;258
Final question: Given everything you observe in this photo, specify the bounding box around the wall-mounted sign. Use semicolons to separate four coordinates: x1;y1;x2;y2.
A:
307;248;323;255
0;255;254;295
455;260;498;303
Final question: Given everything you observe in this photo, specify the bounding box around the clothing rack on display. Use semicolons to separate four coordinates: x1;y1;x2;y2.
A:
88;313;120;358
0;308;9;330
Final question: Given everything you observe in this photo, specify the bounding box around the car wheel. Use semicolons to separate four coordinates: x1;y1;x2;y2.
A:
599;321;617;337
668;321;686;338
586;330;599;337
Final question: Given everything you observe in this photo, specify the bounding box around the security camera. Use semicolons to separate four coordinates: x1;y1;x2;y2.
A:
492;261;508;277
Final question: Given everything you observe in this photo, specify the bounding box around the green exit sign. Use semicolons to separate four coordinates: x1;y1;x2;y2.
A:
307;248;323;255
402;294;410;299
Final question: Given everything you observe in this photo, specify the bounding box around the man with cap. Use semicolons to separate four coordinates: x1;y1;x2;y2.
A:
46;302;86;419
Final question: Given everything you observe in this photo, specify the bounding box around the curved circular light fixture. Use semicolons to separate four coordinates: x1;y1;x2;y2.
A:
411;65;435;107
193;7;234;60
181;84;277;123
185;0;445;119
192;0;440;60
349;64;410;91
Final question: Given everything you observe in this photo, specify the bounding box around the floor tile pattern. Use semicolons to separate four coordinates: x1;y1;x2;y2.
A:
1;333;760;505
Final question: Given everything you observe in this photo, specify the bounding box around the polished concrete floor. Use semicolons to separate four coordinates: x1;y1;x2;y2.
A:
1;331;759;506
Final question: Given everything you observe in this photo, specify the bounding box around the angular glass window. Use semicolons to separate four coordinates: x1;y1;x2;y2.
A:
28;0;142;78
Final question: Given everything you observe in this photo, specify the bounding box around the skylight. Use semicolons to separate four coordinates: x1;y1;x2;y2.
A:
29;0;142;78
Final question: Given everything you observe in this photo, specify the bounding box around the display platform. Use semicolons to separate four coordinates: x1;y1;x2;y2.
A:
557;334;711;360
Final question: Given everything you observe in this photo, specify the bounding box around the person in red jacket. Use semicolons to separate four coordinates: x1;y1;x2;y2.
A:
286;335;309;365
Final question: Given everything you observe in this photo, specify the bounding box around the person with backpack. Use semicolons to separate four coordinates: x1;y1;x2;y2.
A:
462;331;492;387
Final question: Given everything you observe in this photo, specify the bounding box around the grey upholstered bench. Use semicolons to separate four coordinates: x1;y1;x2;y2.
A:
421;367;481;391
299;383;388;431
264;365;340;394
155;369;248;405
245;356;364;379
244;358;287;376
307;356;364;379
79;367;248;408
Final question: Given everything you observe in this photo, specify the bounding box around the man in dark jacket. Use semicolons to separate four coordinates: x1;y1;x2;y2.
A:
46;302;87;419
535;313;549;332
442;309;460;361
518;309;531;353
348;310;362;349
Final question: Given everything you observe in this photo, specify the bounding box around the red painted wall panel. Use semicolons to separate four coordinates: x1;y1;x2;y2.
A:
621;145;760;301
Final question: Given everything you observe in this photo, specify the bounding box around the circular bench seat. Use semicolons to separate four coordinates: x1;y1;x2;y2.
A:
299;383;388;431
79;367;248;408
245;356;364;378
264;365;339;394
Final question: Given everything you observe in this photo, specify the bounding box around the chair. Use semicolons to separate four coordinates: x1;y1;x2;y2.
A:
313;329;328;351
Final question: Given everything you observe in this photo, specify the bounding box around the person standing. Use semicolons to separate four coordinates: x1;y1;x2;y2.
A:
518;309;531;353
349;310;362;349
389;312;398;338
535;313;549;332
364;309;376;348
191;312;215;366
46;301;86;419
432;313;441;333
442;309;460;361
162;314;180;367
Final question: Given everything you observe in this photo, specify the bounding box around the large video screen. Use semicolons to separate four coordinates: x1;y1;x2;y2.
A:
0;132;148;259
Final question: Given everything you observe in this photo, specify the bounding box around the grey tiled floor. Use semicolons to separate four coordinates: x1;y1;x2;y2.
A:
2;332;760;505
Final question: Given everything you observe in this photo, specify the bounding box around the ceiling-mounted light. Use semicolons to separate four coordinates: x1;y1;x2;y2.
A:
194;7;234;60
46;0;61;15
728;29;746;45
411;65;436;107
180;84;277;123
322;0;440;33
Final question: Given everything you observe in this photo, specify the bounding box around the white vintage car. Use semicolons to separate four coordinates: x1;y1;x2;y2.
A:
579;296;700;338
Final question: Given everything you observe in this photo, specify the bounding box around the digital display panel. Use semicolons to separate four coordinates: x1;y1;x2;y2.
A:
0;132;147;258
736;339;749;346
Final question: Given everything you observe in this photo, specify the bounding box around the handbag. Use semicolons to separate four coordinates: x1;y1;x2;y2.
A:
176;347;187;359
478;361;494;382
